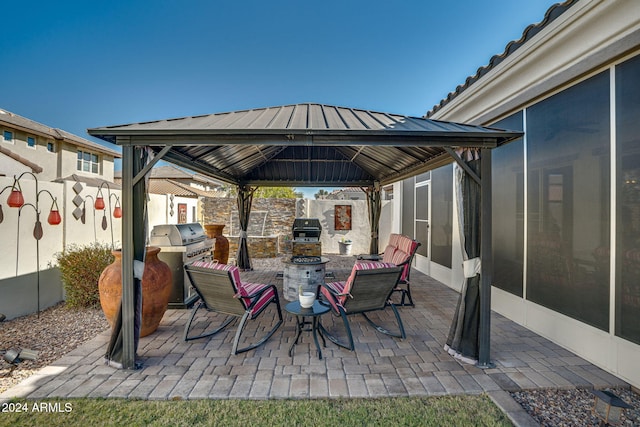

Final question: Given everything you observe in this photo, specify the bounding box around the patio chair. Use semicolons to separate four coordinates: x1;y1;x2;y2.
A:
358;234;421;306
183;261;283;355
319;261;405;351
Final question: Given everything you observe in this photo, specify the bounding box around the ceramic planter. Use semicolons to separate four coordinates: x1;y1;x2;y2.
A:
98;246;172;337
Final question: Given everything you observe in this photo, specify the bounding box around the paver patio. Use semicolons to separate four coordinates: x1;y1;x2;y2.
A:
0;255;629;424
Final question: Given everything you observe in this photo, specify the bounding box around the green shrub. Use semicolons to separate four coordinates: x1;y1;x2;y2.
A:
55;243;114;308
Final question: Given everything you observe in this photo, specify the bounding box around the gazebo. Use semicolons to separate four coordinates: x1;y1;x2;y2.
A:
88;103;522;370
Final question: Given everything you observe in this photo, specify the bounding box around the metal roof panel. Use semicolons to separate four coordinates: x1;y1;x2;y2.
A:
89;103;523;186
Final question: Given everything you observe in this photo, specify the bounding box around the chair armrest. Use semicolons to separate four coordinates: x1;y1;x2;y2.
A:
239;283;277;299
357;254;383;261
395;258;410;267
321;282;351;298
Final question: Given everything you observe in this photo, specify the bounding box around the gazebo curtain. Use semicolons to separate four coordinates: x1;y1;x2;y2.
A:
236;185;256;271
364;184;382;254
445;148;481;364
105;147;148;369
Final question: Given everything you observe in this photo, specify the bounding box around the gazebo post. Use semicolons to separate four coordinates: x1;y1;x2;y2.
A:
236;185;256;271
105;142;149;370
365;182;382;255
120;143;137;369
477;148;494;368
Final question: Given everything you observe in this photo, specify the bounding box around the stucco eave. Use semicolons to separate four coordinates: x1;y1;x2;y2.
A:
429;0;640;125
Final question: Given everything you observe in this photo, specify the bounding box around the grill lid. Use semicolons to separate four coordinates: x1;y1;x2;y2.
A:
292;218;322;237
149;223;206;246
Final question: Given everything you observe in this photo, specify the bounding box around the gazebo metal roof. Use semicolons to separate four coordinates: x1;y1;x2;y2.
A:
88;103;521;187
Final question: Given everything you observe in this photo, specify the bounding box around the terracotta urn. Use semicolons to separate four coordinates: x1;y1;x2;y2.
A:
98;246;173;337
204;223;229;264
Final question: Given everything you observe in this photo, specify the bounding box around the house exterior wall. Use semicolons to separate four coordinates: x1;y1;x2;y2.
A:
0;153;31;177
0;126;59;180
410;0;640;388
58;140;116;182
0;113;117;182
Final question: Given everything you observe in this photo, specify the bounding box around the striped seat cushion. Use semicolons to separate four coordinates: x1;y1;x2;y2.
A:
381;245;397;264
390;249;410;281
396;235;418;255
239;282;277;314
190;261;273;313
388;233;401;248
190;260;242;286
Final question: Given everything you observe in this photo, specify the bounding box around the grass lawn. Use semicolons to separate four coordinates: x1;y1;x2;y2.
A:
0;395;512;426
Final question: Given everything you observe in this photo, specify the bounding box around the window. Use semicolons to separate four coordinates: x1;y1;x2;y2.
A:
77;150;99;174
415;183;429;258
47;142;55;153
3;130;13;143
27;136;36;148
491;112;524;297
401;177;415;238
616;54;640;345
526;70;610;331
430;165;453;268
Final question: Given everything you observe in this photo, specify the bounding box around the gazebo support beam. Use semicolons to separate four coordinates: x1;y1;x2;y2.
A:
477;148;494;368
120;144;137;369
133;145;171;186
444;147;481;185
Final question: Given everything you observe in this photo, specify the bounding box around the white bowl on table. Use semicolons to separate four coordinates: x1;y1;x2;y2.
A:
299;292;316;308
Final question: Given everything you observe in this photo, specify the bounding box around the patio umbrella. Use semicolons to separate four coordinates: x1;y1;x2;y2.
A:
445;148;481;364
236;185;256;271
364;183;382;255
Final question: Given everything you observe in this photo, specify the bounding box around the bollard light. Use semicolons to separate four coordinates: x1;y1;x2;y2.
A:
592;389;632;426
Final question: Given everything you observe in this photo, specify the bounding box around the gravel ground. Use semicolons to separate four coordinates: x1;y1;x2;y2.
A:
512;388;640;426
0;303;109;394
1;301;639;427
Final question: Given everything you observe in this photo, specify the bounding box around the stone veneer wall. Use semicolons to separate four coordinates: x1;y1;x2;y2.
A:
202;197;298;255
227;236;278;260
202;197;391;258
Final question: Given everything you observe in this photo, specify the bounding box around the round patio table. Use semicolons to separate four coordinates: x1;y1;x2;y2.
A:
285;300;330;360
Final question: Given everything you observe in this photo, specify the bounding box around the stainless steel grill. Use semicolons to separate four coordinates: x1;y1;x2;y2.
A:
149;223;214;308
292;218;322;242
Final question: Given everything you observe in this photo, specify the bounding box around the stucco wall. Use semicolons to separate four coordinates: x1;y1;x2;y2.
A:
147;193;199;232
0;178;125;320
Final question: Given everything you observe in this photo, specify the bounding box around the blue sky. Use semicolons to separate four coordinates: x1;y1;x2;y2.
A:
1;1;560;198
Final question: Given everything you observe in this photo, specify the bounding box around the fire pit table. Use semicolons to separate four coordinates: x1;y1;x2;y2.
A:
282;256;330;301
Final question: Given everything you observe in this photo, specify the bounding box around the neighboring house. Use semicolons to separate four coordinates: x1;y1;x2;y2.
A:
115;165;225;225
0;107;120;182
326;187;393;200
326;187;366;200
114;165;225;196
396;0;640;388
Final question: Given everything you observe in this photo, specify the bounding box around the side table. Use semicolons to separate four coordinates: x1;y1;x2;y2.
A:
285;300;330;359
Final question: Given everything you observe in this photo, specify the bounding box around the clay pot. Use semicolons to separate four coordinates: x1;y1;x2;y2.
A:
204;223;229;264
98;246;173;337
